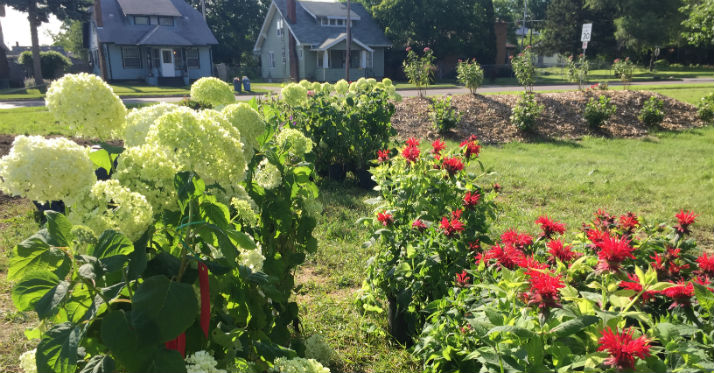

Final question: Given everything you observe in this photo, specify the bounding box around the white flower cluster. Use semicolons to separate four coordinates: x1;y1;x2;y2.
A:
190;77;235;107
222;103;266;157
19;349;36;373
334;80;349;95
230;197;258;226
0;136;96;204
255;159;281;190
281;84;308;106
239;245;265;272
271;357;330;373
69;179;153;241
113;144;181;211
145;107;246;191
185;350;227;373
123;103;180;147
275;128;313;157
304;334;335;366
45;73;126;139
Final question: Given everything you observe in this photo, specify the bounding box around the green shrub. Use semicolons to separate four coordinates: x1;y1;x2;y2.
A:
653;58;670;69
613;57;635;89
510;46;536;92
456;59;484;95
697;92;714;124
584;95;617;129
18;50;73;80
638;96;665;127
403;47;435;97
566;54;589;90
430;96;462;134
510;92;544;131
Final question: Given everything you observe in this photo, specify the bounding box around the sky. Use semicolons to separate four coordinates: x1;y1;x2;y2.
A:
1;7;62;48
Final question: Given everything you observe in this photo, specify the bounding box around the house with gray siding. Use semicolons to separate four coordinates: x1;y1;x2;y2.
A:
88;0;218;85
254;0;391;82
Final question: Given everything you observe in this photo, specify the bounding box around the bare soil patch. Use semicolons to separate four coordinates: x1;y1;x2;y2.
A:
391;90;705;143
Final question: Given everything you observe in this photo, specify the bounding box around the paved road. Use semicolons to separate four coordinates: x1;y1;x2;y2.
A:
1;78;712;109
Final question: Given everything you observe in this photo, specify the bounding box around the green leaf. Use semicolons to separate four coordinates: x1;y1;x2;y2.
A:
654;322;680;344
131;275;198;343
549;315;599;339
200;201;230;229
34;280;71;319
89;148;112;174
227;229;257;250
101;310;157;372
45;211;73;247
36;322;83;373
92;230;133;259
145;349;187;373
12;271;60;313
9;230;70;282
648;282;675;292
487;325;537;340
175;172;205;202
79;355;115;373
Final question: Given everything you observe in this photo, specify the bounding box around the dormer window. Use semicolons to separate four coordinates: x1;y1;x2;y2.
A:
134;16;149;25
159;16;174;26
319;17;352;27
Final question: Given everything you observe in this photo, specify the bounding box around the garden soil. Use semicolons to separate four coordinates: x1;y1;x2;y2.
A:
391;90;706;143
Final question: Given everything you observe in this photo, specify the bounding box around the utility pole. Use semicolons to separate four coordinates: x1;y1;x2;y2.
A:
345;0;351;81
201;0;206;20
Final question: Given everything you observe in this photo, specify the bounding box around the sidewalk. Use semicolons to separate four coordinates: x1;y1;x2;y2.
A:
1;78;711;109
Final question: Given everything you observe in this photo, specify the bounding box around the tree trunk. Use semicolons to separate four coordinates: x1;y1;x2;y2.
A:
648;49;654;72
28;0;44;88
0;20;10;88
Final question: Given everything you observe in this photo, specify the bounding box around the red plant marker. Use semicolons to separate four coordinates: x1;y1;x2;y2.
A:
165;332;186;357
198;262;210;338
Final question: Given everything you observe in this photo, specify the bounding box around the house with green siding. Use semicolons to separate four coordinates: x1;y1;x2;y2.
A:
253;0;391;82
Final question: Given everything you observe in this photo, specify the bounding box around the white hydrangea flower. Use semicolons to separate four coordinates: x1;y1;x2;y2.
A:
69;179;153;241
381;78;393;86
0;136;96;204
222;103;266;156
320;82;334;94
230;197;258;225
309;82;322;92
304;334;335;366
113;144;181;212
275;128;313;157
19;349;37;373
123;103;180;147
190;77;235;107
239;245;265;272
281;84;308;106
271;357;330;373
145;107;246;192
45;73;126;140
334;80;349;95
185;350;227;373
255;159;281;190
298;80;312;89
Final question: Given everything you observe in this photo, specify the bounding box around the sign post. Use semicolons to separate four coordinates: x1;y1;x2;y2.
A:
581;23;592;56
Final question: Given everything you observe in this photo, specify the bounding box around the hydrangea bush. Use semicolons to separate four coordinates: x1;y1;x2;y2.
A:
190;77;235;107
3;74;326;373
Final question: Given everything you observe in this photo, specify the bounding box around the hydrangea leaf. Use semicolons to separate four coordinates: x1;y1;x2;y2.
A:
131;275;198;343
9;229;71;282
36;322;83;373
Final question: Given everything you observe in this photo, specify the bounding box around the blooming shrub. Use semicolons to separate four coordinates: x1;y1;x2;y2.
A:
190;77;235;107
567;54;590;91
429;96;462;134
613;57;635;89
456;59;484;95
510;92;544;131
281;84;308;106
45;73;126;139
403;47;435;97
510;46;536;92
222;103;266;157
697;91;714;124
413;209;714;373
638;96;665;128
584;94;617;129
123;103;181;147
271;357;330;373
359;135;497;343
112;144;181;211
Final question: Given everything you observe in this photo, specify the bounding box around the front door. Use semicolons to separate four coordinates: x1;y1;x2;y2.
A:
160;49;175;77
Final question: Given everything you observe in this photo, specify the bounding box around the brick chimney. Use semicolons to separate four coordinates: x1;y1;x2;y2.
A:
94;0;103;27
287;0;296;24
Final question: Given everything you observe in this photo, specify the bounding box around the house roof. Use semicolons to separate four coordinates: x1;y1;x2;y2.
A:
299;1;360;20
95;0;217;46
254;0;390;52
117;0;181;17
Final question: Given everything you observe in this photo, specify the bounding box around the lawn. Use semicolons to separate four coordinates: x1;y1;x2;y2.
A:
0;83;711;372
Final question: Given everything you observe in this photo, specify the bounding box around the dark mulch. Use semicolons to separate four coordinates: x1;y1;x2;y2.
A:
391;90;705;143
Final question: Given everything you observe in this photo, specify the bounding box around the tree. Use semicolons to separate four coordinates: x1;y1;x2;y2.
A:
0;6;9;88
0;0;91;87
186;0;267;67
49;19;87;61
538;0;584;55
681;0;714;46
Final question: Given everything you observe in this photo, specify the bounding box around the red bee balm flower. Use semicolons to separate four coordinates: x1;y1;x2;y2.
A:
405;137;420;147
431;139;446;155
440;216;465;237
618;212;639;233
535;216;566;238
547;240;580;263
501;229;533;250
377;149;390;163
456;270;470;286
661;281;694;309
675;210;698;234
697;253;714;276
376;211;393;226
598;327;651;371
460;135;481;159
441;156;464;176
463;191;481;208
411;219;427;231
619;274;658;302
595;234;635;272
485;244;524;269
523;269;565;310
401;145;420;163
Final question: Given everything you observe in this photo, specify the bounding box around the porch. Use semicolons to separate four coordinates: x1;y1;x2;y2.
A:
103;45;211;85
310;35;375;82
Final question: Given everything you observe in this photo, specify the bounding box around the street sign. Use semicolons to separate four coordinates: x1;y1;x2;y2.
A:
582;41;588;50
581;23;593;42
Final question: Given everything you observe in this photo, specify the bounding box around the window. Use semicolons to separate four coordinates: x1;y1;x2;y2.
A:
134;16;149;25
276;19;284;36
159;16;174;26
187;48;200;68
174;49;185;70
162;50;172;64
151;49;160;68
122;47;142;68
269;52;275;68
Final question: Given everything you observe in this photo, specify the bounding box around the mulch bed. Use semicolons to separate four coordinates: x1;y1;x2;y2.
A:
391;90;705;143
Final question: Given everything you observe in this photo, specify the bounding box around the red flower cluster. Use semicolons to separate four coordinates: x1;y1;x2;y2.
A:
535;215;566;238
517;255;548;270
377;149;390;163
501;229;533;250
619;274;658;302
460;135;481;159
595;234;635;272
441;156;464;176
440;215;465;237
618;212;639;233
661;281;694;309
547;240;580;263
463;191;481;208
675;210;698;234
650;248;689;281
377;211;393;226
484;244;523;269
456;270;470;286
598;327;651;371
522;269;564;310
431;139;446;155
412;219;427;231
468;241;480;251
402;145;420;163
697;253;714;276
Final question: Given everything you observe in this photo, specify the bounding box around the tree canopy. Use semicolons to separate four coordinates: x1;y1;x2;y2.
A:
681;0;714;46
